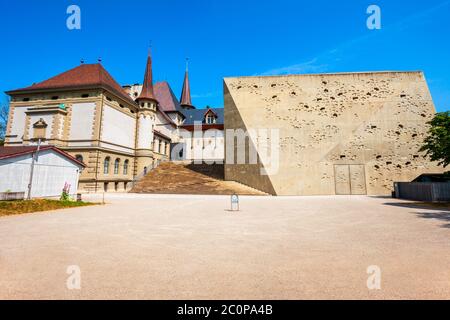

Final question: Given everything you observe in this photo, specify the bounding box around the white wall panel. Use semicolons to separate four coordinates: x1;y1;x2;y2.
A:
0;150;81;197
9;106;28;142
69;102;96;140
137;114;153;149
101;105;136;151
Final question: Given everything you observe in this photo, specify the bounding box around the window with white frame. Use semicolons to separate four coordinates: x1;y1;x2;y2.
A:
205;114;216;124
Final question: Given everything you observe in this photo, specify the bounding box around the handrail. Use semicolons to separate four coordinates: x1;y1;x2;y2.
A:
130;160;162;188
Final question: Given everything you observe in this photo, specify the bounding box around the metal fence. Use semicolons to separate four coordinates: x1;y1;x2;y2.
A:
394;182;450;202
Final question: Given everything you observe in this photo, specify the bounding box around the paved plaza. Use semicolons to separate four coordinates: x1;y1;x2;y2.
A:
1;194;449;299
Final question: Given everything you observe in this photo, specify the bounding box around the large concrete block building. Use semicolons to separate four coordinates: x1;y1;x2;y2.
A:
224;71;445;196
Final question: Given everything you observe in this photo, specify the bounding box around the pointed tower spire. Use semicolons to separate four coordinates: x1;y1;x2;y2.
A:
137;51;157;102
180;58;195;110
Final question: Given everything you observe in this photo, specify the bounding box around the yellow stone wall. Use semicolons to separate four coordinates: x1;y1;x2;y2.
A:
224;71;445;196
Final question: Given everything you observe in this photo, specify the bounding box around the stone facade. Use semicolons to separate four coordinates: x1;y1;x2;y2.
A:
4;59;224;193
5;89;171;192
224;71;445;196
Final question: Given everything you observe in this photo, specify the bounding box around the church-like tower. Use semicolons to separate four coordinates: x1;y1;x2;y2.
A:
136;52;158;112
135;52;158;175
180;60;195;110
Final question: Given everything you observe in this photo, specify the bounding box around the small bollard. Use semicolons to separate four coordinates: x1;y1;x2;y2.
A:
231;194;240;212
76;193;82;202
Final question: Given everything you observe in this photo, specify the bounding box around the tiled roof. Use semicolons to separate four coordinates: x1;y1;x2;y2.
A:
154;81;183;114
182;108;224;125
6;64;135;105
0;146;85;167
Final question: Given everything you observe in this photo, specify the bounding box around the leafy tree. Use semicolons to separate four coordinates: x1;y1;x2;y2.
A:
419;111;450;168
0;99;9;143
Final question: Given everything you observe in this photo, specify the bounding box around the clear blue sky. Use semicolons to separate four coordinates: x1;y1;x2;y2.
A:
0;0;449;111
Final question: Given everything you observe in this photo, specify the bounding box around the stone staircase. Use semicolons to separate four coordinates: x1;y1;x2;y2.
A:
130;162;267;195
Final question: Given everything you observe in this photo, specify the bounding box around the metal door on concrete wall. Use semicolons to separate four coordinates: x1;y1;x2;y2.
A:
334;165;367;195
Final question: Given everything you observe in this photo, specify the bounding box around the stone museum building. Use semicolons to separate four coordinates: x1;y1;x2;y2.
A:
4;54;224;192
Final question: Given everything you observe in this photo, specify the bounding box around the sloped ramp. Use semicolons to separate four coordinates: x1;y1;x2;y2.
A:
131;162;267;195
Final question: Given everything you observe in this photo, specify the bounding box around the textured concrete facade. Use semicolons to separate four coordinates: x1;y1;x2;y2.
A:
224;71;445;196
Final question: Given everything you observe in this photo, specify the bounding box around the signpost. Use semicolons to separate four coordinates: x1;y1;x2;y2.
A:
231;194;240;212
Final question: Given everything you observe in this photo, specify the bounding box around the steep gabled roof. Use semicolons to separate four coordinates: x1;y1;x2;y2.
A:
154;81;184;117
6;63;135;105
204;108;218;117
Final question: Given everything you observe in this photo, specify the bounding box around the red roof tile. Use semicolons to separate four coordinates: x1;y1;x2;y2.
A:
0;146;86;167
154;81;182;113
6;64;135;105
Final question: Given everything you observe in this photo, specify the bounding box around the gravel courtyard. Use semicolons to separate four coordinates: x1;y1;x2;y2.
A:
1;194;449;300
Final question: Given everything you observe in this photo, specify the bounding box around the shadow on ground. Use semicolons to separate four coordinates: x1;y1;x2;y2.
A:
384;201;450;228
368;195;394;199
383;202;450;211
185;163;225;180
414;211;450;228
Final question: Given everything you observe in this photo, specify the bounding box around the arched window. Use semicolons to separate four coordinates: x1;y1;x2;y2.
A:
104;157;110;174
75;154;83;163
114;158;120;175
123;160;129;175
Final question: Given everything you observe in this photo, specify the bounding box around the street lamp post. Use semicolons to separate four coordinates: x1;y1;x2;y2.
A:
27;138;42;200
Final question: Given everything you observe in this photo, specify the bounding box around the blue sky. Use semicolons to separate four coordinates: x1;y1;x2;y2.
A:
0;0;449;111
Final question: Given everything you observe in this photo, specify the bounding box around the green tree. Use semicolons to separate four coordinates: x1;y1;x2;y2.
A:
419;111;450;168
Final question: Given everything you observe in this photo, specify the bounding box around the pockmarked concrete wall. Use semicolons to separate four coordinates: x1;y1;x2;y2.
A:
224;71;445;196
